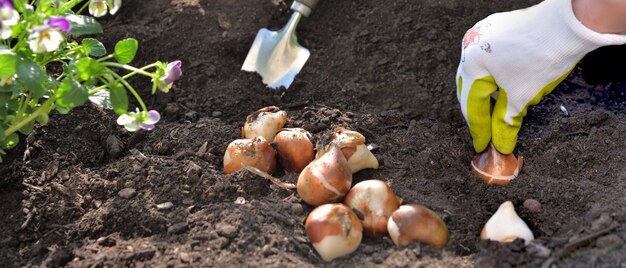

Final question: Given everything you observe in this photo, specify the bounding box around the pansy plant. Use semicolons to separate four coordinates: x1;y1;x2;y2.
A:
29;17;72;53
88;0;121;18
0;0;181;163
0;0;19;39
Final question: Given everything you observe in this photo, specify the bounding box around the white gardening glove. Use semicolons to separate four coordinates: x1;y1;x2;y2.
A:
456;0;626;155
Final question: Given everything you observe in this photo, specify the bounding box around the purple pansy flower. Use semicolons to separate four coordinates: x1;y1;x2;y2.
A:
157;60;182;93
117;109;161;132
0;0;20;40
29;17;72;53
89;0;121;18
46;17;72;32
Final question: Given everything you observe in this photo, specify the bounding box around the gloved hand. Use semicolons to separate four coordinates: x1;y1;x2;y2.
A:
456;0;626;184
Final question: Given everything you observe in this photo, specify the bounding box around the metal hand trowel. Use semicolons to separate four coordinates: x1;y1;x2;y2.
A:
242;0;320;89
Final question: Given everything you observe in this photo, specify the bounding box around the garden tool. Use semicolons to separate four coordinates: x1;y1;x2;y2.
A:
242;0;319;89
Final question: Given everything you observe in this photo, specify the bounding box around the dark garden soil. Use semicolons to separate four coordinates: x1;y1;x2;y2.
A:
1;0;625;267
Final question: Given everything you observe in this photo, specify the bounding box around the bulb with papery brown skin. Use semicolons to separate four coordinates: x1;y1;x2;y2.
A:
274;128;314;172
223;137;276;174
387;204;449;248
345;144;379;173
480;201;534;244
333;127;366;147
471;143;523;185
297;143;352;206
331;128;379;173
305;203;363;262
241;106;287;142
343;180;400;238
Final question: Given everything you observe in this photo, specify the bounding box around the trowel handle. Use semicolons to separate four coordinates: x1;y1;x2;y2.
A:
297;0;319;9
292;0;319;17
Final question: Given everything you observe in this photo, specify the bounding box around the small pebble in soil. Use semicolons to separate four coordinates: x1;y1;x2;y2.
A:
262;244;276;256
118;188;137;199
290;203;303;215
216;223;238;238
168;222;188;235
212;111;222;117
523;199;542;213
234;197;246;204
210;237;230;250
179;252;191;263
97;236;117;247
157;202;174;210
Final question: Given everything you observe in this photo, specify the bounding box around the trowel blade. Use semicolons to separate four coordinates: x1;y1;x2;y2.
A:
242;28;310;89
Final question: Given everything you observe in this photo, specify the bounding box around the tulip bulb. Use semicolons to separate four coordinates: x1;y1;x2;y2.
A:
332;128;379;173
242;106;287;142
274;128;315;172
305;203;363;262
333;127;366;147
387;204;449;248
343;180;401;237
345;144;379;174
224;137;276;174
481;201;534;244
297;143;352;206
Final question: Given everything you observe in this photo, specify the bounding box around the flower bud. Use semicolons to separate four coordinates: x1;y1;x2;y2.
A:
223;137;276;174
481;201;534;244
297;143;352;206
387;204;449;248
274;128;314;172
343;180;401;237
305;203;363;262
242;106;287;143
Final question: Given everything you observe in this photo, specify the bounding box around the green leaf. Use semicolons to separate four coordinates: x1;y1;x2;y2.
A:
12;0;26;13
82;38;107;57
0;49;17;78
10;23;25;39
55;78;88;112
15;56;48;98
88;90;113;109
114;38;139;64
109;82;128;115
2;133;19;150
75;58;104;81
18;117;35;135
36;113;49;125
66;15;103;36
56;106;70;115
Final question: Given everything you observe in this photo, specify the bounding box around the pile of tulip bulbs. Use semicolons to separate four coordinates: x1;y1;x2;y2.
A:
223;106;535;262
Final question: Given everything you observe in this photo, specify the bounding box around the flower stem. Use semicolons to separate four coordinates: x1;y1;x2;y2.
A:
97;55;115;62
103;62;157;78
109;70;147;112
76;1;90;14
88;63;157;94
60;0;84;12
4;98;55;138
